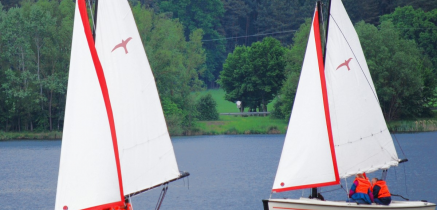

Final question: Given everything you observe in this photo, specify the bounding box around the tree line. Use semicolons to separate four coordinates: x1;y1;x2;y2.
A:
0;0;436;134
270;6;437;121
0;0;209;134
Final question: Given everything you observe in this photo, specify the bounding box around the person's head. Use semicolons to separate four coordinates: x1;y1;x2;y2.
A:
371;178;379;185
356;173;364;179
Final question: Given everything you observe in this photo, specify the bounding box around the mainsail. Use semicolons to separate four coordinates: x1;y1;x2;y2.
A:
95;0;180;196
325;0;399;178
272;0;399;193
55;0;182;209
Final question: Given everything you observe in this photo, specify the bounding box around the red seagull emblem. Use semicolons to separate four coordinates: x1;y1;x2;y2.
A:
336;58;353;71
111;37;132;54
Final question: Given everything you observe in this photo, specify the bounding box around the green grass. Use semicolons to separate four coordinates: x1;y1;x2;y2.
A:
196;115;288;135
194;89;276;113
0;131;62;140
192;89;287;135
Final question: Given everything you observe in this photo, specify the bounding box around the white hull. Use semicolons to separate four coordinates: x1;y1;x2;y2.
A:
263;198;436;210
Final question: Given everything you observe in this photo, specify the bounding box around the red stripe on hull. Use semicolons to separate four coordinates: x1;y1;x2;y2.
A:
77;0;125;205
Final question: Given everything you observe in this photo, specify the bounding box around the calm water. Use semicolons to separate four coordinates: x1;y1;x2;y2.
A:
0;133;436;209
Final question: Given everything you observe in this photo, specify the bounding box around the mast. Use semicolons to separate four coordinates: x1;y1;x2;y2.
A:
322;0;332;64
311;1;324;198
92;0;99;41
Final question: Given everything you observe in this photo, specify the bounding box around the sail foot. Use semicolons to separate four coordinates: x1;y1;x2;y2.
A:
126;171;190;198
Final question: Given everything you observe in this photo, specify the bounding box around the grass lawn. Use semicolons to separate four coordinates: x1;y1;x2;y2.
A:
194;89;276;113
193;89;286;135
196;115;288;135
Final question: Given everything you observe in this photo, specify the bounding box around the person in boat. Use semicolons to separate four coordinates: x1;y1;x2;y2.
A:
371;178;392;205
348;173;374;204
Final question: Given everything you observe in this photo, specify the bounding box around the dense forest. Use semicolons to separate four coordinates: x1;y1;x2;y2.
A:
0;0;436;134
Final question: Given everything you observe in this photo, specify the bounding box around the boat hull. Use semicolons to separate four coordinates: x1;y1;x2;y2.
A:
263;198;436;210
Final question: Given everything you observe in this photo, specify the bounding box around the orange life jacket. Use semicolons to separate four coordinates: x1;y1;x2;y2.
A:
355;177;371;194
374;180;391;198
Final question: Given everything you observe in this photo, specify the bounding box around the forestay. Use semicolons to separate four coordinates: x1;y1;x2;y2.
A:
324;0;399;178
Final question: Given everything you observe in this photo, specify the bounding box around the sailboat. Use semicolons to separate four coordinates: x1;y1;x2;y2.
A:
55;0;189;209
263;0;436;209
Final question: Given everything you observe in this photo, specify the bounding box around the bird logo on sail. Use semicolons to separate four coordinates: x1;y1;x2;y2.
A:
336;58;353;71
111;37;133;54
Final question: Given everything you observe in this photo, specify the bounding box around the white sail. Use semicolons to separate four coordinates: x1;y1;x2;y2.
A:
94;0;181;195
56;0;182;209
272;5;339;193
55;1;122;209
324;0;399;178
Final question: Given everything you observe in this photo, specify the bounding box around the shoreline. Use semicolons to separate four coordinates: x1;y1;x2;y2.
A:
2;126;437;141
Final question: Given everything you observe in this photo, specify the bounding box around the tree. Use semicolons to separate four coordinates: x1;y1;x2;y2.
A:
132;5;205;134
356;20;435;120
219;37;286;112
273;19;311;119
196;93;219;120
381;6;437;67
159;0;225;87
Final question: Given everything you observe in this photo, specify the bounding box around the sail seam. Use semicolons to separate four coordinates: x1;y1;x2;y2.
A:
77;0;125;204
335;128;389;146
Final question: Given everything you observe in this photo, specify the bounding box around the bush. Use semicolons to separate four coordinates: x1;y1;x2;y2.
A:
196;93;219;121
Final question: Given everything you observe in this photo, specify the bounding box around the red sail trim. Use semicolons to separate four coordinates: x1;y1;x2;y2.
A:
82;201;125;210
272;180;338;193
314;8;340;184
77;0;125;204
272;8;340;195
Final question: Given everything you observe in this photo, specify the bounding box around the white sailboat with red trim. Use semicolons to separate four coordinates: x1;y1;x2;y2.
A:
262;0;435;209
55;0;189;209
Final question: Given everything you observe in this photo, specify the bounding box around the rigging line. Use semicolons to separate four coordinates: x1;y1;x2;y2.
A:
328;14;380;104
403;162;409;197
201;30;297;42
86;0;96;34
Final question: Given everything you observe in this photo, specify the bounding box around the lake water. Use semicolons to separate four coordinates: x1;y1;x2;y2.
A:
1;133;436;209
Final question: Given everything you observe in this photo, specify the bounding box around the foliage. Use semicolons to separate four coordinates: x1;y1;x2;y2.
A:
219;37;286;112
132;5;205;134
273;19;311;120
0;1;206;135
196;93;219;121
380;6;437;67
356;20;435;120
159;0;225;87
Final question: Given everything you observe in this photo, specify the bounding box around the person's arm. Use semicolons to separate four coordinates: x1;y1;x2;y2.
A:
349;181;358;198
373;185;381;199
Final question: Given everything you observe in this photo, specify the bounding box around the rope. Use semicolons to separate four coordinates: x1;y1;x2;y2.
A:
155;184;168;210
86;0;96;33
391;193;410;201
